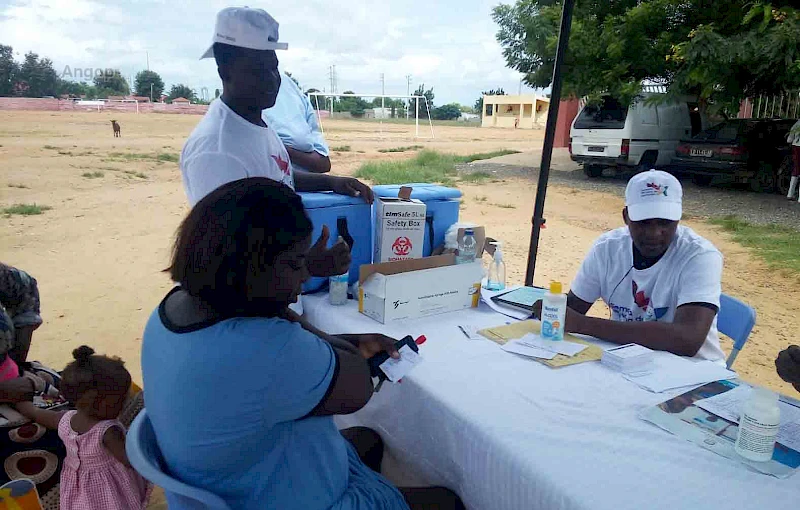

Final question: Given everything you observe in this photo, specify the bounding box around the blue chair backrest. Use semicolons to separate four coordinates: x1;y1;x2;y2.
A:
718;293;756;369
126;410;231;510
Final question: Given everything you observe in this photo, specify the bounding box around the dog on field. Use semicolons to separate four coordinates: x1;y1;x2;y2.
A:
111;120;121;137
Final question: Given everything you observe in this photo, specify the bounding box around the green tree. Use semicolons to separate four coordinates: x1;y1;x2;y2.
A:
410;84;434;118
0;45;17;97
432;103;462;120
475;88;505;113
57;80;96;98
16;52;59;97
93;69;129;96
337;91;371;116
167;83;197;102
134;70;164;100
492;1;800;114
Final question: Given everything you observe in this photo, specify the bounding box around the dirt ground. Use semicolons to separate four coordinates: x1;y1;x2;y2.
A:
0;111;797;397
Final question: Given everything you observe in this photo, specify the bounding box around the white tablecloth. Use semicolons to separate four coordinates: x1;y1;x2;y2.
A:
304;295;800;510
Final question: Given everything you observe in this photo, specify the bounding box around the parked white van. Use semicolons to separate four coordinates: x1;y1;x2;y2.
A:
569;94;704;177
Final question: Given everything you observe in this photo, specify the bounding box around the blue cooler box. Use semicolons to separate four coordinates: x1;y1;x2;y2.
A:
300;192;372;293
372;184;462;256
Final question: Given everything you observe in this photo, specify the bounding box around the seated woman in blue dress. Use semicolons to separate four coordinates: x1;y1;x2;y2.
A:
141;177;464;510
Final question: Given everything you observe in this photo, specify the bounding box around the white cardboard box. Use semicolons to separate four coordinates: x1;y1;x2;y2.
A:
374;197;427;263
359;255;483;323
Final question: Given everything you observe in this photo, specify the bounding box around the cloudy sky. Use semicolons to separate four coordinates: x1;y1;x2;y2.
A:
0;0;541;106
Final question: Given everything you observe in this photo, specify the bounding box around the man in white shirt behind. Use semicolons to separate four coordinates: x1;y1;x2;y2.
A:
263;71;331;174
181;6;369;277
547;170;725;362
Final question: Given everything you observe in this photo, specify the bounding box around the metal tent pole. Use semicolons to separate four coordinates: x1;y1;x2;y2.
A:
524;0;576;287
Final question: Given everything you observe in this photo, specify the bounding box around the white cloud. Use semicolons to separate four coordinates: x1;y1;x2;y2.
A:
0;0;541;104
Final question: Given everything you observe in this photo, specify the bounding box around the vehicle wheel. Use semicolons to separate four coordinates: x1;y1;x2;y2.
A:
636;151;659;173
583;165;603;178
749;163;777;194
776;156;793;196
691;175;714;187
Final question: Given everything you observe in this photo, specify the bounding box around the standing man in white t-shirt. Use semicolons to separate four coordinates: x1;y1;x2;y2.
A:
181;7;371;276
541;170;725;362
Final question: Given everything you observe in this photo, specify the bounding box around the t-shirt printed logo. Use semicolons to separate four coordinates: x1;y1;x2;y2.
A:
641;182;668;197
631;280;668;320
271;155;291;176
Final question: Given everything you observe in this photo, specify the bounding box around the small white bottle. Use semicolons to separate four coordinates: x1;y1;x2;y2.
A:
486;242;506;291
328;236;350;306
735;387;780;462
541;281;567;341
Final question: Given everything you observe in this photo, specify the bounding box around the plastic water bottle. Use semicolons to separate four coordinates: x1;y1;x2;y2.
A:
735;387;780;462
328;236;350;306
456;228;477;264
486;241;506;291
541;281;567;341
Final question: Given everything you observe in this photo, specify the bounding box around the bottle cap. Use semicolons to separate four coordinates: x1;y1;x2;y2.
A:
550;281;562;294
464;228;474;235
415;335;427;345
752;387;779;404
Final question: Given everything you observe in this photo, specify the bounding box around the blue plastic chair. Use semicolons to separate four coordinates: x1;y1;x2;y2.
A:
126;410;231;510
718;293;757;369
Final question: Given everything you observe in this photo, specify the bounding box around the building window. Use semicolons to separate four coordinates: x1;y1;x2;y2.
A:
485;104;493;116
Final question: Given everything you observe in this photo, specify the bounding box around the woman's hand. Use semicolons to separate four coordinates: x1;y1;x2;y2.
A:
341;334;401;360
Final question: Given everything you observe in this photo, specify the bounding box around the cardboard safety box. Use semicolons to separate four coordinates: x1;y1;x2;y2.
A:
359;254;483;324
374;186;427;263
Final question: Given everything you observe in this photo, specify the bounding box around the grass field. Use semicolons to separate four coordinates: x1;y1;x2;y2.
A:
355;149;519;185
710;216;800;274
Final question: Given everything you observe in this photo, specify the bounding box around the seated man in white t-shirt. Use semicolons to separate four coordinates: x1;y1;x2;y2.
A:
263;71;331;174
553;170;725;362
181;7;368;277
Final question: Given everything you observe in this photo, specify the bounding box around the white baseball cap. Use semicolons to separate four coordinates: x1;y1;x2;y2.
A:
200;6;288;60
625;169;682;221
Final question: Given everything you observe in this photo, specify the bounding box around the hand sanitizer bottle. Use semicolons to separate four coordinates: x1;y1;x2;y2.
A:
486;242;506;291
541;281;567;341
735;387;780;462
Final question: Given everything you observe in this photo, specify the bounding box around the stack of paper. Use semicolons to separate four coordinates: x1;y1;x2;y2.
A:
601;343;654;374
501;333;588;360
624;355;737;393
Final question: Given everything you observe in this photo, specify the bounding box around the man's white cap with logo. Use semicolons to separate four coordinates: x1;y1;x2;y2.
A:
200;6;288;60
625;169;682;221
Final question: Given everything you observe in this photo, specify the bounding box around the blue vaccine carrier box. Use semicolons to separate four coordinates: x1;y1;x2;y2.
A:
299;192;373;293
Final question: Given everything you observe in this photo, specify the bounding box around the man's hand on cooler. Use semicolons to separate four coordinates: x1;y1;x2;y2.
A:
306;225;352;277
331;176;374;204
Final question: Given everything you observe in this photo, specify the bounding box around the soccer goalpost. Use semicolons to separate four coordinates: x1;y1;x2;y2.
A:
307;93;435;139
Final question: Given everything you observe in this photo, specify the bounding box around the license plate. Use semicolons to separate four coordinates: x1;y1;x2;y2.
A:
588;146;604;153
690;148;713;157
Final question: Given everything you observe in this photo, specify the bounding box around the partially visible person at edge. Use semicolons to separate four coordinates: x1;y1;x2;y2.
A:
263;70;331;174
142;177;465;510
180;7;367;280
0;262;42;375
536;170;725;362
777;346;800;393
786;119;800;202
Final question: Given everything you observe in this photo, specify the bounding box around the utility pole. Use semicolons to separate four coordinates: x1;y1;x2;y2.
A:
406;74;412;119
380;73;385;118
150;83;153;102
